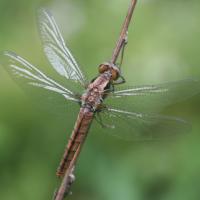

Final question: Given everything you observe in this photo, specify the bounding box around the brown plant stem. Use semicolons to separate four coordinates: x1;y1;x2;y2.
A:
54;166;75;200
54;142;83;200
111;0;137;65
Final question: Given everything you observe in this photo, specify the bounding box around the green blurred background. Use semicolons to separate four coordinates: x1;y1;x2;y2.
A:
0;0;200;199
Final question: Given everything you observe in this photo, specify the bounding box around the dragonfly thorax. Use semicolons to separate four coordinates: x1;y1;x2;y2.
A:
81;72;112;111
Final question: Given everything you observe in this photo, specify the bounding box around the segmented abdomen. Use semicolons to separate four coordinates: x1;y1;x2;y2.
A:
56;108;94;177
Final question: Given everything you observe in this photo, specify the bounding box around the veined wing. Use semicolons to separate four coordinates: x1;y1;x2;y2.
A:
105;79;200;113
38;9;86;86
95;108;190;141
1;51;80;103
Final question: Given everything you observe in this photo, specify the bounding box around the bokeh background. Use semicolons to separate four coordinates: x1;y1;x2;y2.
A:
0;0;200;200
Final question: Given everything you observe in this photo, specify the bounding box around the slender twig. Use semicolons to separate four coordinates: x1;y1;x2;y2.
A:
111;0;137;65
54;143;82;200
53;1;137;199
54;166;75;200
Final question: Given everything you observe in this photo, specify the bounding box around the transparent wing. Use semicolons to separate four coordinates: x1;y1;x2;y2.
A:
1;51;80;103
105;79;200;113
95;108;190;141
38;9;87;86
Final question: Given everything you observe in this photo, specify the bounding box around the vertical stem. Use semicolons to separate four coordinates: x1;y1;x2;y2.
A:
111;0;137;65
54;144;82;200
54;165;75;200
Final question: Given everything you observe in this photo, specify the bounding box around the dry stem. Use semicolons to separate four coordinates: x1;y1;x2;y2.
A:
111;0;137;65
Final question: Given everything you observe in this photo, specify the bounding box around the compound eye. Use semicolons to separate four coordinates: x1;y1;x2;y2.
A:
98;64;109;74
111;69;119;80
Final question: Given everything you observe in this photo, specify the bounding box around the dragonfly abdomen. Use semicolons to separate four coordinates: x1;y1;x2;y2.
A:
56;108;94;177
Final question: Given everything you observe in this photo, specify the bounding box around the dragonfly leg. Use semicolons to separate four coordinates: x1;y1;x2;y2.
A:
112;31;127;86
95;112;115;129
103;84;114;97
95;112;104;127
117;31;128;69
112;75;126;85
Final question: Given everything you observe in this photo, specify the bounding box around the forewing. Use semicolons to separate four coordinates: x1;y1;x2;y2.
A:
96;108;190;141
38;9;87;86
1;51;80;103
105;79;200;113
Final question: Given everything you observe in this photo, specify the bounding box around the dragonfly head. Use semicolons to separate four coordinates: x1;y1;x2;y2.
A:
99;62;120;81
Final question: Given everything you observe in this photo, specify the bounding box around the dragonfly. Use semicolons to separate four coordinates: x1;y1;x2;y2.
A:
1;9;200;180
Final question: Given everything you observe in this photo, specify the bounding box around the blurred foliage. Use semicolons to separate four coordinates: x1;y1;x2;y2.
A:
0;0;200;200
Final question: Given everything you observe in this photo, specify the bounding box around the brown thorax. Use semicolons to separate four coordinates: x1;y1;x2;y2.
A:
81;69;113;111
